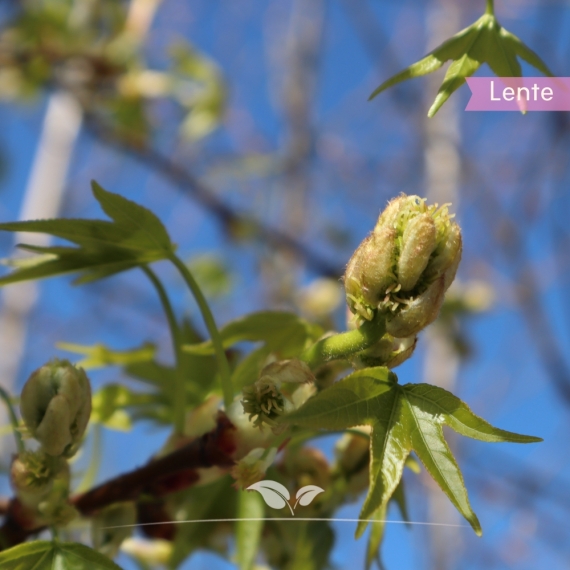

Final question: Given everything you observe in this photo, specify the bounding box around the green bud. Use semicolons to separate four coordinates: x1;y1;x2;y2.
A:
10;451;66;508
20;359;92;457
344;194;462;335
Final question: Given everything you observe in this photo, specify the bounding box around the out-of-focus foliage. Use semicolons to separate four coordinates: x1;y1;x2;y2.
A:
0;0;225;143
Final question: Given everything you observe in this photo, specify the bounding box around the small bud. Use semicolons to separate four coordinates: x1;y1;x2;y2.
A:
231;447;277;489
10;451;66;508
241;360;315;429
242;377;289;429
20;359;92;457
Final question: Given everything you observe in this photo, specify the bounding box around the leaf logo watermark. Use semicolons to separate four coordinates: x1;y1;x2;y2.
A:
246;480;324;516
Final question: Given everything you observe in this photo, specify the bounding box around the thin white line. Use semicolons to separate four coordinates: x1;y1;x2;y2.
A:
102;518;468;530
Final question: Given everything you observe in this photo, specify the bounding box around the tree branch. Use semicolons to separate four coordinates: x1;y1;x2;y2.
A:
0;413;236;550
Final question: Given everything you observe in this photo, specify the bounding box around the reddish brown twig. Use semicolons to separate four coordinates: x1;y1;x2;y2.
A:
0;413;236;550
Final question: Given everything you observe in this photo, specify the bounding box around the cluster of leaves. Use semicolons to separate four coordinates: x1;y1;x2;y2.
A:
369;4;553;116
0;0;225;143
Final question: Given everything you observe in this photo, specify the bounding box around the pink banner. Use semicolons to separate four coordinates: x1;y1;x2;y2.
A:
465;77;570;111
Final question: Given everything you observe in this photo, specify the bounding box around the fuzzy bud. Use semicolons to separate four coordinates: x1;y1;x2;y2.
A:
20;359;92;457
344;195;462;336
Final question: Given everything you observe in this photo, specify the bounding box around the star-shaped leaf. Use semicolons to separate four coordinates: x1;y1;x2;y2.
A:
0;181;176;286
0;540;123;569
284;369;542;537
369;12;554;117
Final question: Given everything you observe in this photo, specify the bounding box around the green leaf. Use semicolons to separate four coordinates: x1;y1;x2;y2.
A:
231;345;273;390
283;367;396;430
184;311;323;358
57;342;156;369
368;23;480;99
369;12;555;116
91;182;173;254
285;376;541;537
0;540;123;569
0;182;176;286
236;490;264;570
365;504;387;570
404;384;542;444
427;52;481;117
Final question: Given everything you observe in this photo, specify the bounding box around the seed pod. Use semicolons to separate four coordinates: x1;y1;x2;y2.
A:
397;213;437;291
20;359;92;457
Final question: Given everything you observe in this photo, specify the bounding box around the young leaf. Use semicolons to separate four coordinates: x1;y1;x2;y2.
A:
0;181;176;286
285;376;541;538
365;503;387;570
184;311;323;358
57;342;156;369
283;367;397;430
0;540;123;569
91;181;173;254
369;12;555;117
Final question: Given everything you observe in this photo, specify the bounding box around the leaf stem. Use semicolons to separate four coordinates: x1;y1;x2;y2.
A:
142;265;185;434
485;0;494;15
0;386;24;454
169;254;233;408
300;314;387;369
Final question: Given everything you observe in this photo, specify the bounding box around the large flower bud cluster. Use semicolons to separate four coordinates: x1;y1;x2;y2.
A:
344;195;462;337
